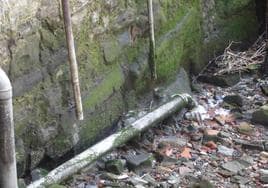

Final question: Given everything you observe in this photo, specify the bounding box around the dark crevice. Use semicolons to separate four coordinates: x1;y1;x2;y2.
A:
255;0;266;34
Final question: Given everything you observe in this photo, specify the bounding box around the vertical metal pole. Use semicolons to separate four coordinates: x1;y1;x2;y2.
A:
148;0;157;80
61;0;84;120
0;68;18;188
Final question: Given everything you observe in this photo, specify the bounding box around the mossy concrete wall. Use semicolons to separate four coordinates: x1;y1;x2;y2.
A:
0;0;258;175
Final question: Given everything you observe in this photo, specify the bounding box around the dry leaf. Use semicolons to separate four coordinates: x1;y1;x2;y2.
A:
180;147;192;159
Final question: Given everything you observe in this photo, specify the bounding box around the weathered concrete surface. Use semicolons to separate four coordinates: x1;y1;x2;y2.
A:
0;0;258;175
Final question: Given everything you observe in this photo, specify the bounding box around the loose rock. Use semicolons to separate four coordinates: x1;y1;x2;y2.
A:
221;160;250;174
237;122;254;135
223;95;243;107
217;145;235;156
252;105;268;126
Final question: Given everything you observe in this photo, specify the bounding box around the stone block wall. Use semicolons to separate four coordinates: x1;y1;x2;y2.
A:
0;0;258;175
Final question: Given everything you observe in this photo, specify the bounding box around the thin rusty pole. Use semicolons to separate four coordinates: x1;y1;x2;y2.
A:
147;0;157;80
61;0;84;120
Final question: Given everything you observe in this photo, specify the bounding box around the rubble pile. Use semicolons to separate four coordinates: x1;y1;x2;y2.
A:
59;74;268;188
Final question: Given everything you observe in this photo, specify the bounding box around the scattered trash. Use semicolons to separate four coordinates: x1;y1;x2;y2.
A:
64;49;268;187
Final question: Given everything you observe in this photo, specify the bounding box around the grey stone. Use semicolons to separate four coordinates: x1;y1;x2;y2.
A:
129;176;148;186
102;172;128;181
260;84;268;96
31;168;48;181
260;175;268;184
191;180;214;188
223;95;243;107
101;39;121;64
142;174;159;187
234;139;264;151
167;174;180;185
237;122;254;135
85;184;98;188
239;155;254;166
231;175;250;185
198;73;240;87
124;152;153;170
113;8;136;29
117;31;131;47
161;156;179;166
217;145;235;156
217;169;235;177
158;136;187;148
221;160;250;174
252;105;268;126
105;159;125;175
219;131;232;138
160;182;169;188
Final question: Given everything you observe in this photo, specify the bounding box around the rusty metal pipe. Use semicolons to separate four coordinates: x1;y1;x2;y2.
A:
0;68;18;188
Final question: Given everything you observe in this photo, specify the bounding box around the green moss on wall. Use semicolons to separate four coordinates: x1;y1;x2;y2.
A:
156;7;202;81
83;66;124;109
79;91;125;147
218;9;257;42
156;0;198;36
216;0;252;16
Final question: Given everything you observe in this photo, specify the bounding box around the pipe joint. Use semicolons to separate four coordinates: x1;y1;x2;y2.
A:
172;93;196;109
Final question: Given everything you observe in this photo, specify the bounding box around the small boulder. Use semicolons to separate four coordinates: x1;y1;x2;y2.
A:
260;175;268;184
260;84;268;96
191;179;214;188
252;104;268;126
198;73;240;87
237;122;254;135
234;139;264;151
31;168;48;182
223;95;243;107
123;152;154;171
221;160;249;174
203;129;219;142
105;159;125;175
217;145;235;156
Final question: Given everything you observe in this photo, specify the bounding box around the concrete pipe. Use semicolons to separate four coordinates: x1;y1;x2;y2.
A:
28;93;194;188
